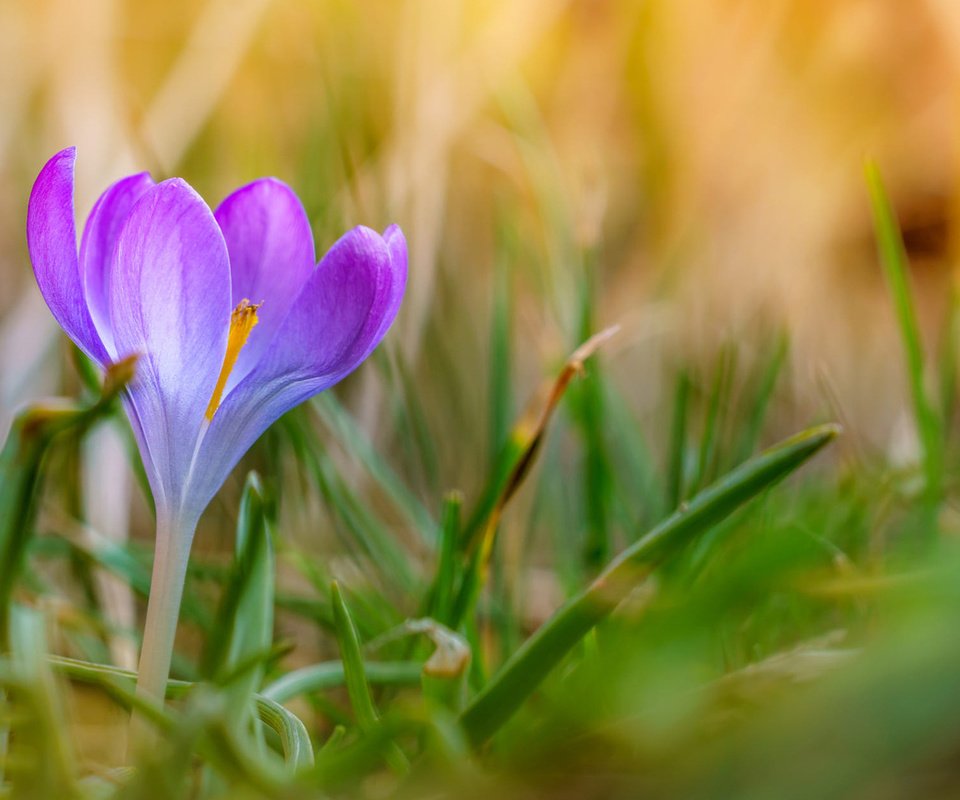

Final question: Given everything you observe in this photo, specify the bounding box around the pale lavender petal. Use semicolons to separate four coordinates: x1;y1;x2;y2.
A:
214;178;315;389
187;225;407;511
26;147;109;364
110;179;231;509
80;172;155;356
379;224;408;341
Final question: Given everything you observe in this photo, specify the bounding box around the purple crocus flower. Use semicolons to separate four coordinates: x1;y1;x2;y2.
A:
26;147;406;703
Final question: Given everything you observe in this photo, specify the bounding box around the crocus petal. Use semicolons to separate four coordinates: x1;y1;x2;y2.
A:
249;224;406;392
80;172;155;357
214;178;315;389
26;147;109;364
379;224;408;341
188;225;407;511
110;179;231;509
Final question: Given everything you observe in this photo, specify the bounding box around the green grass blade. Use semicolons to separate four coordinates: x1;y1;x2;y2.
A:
432;491;463;626
568;253;615;571
939;289;959;437
692;344;736;493
866;162;943;510
261;661;423;704
330;581;408;772
319;724;347;754
666;369;691;511
0;358;134;649
489;238;514;462
388;350;442;498
252;695;314;770
330;581;381;733
6;606;78;796
200;474;275;731
598;374;672;535
283;413;416;593
733;332;789;463
35;530;211;632
453;328;619;627
311;394;435;544
459;437;522;553
600;377;665;533
0;411;66;651
459;423;839;746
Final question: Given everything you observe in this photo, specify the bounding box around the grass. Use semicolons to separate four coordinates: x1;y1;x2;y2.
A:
0;161;957;797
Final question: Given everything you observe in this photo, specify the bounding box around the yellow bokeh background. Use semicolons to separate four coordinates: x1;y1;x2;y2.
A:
2;0;958;449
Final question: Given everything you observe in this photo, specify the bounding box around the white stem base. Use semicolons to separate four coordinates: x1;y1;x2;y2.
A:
129;508;198;757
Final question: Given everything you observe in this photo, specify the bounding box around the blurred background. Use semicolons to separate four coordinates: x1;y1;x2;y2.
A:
3;0;958;453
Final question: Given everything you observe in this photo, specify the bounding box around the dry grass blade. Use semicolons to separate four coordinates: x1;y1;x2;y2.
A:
450;325;620;630
470;324;620;557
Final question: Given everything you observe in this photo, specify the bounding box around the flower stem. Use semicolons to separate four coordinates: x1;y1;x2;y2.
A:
129;508;197;755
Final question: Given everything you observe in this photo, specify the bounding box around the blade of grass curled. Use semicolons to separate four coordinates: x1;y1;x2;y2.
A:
253;694;314;769
866;163;943;510
261;660;423;704
459;423;839;747
48;654;313;769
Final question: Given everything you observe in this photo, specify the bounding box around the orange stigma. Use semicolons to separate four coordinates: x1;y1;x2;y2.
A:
205;299;260;421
